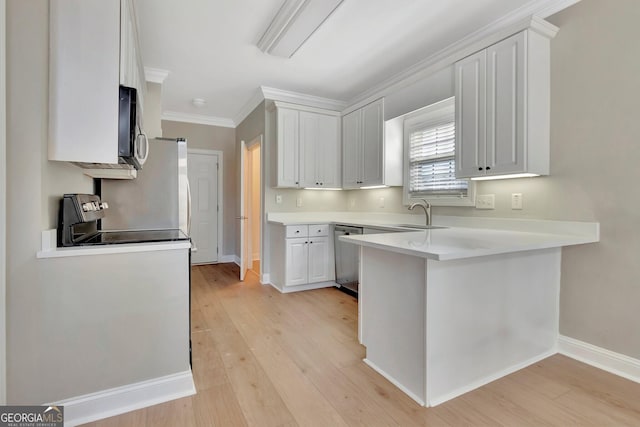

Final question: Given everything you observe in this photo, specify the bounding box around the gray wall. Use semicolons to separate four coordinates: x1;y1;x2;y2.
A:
162;120;237;257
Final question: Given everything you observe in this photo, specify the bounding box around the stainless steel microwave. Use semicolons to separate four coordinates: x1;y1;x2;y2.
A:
118;85;148;169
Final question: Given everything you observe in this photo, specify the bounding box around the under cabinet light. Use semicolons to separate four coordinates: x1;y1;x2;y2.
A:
360;185;389;190
470;173;539;181
303;187;342;191
257;0;344;58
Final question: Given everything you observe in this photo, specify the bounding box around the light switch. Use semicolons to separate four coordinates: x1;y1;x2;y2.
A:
511;193;523;210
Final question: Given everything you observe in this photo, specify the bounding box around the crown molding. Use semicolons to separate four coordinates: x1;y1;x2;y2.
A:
161;111;235;128
260;86;346;111
233;89;265;127
145;67;170;84
343;0;569;114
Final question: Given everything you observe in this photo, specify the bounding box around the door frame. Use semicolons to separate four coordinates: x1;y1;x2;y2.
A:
187;148;224;263
240;135;264;281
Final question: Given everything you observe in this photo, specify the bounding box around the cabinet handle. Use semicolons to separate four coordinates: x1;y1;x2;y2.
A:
486;166;491;170
295;230;300;233
316;182;319;185
478;167;484;171
295;181;299;185
309;241;313;244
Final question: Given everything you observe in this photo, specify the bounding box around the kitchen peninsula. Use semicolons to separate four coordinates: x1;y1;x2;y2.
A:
340;218;599;407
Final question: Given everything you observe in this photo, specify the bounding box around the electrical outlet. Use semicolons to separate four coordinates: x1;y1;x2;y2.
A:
349;197;356;209
511;193;523;210
296;197;303;208
379;197;385;208
275;194;282;204
476;194;495;209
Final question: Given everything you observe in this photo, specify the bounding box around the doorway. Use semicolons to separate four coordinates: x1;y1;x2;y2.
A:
188;149;223;264
240;136;262;281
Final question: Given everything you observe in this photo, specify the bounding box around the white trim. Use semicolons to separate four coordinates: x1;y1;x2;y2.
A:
261;273;271;285
233;255;241;266
363;358;425;406
0;0;6;405
51;370;195;427
261;86;346;111
162;111;235;128
219;254;236;263
144;67;170;84
233;89;265;127
267;280;336;294
187;149;224;264
344;14;559;115
272;100;341;116
558;335;640;385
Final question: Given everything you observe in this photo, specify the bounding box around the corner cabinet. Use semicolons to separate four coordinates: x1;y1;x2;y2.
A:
274;102;341;189
455;22;558;179
49;0;146;164
342;98;402;189
268;224;336;293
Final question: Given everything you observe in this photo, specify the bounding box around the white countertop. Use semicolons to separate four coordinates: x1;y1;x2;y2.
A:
340;227;597;261
267;212;600;261
37;238;192;259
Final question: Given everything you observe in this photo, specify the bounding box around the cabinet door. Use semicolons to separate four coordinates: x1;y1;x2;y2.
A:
316;114;341;188
361;99;384;186
455;50;487;178
285;238;308;286
299;111;320;188
49;0;120;164
277;108;300;187
342;110;361;189
307;237;330;283
486;31;526;175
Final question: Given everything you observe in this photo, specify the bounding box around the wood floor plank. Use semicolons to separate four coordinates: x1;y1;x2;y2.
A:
79;264;640;427
191;383;249;427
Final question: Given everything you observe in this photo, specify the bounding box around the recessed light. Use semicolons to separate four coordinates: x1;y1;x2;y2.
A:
191;98;207;108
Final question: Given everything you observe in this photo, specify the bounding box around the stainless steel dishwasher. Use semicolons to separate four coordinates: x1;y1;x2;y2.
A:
334;225;363;296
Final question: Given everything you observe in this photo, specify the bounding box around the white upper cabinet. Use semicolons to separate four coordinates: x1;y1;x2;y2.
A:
274;102;341;189
342;98;402;189
49;0;146;164
455;26;557;179
276;107;300;187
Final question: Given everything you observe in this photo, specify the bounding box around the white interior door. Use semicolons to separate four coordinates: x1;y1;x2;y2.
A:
239;141;249;280
188;151;219;264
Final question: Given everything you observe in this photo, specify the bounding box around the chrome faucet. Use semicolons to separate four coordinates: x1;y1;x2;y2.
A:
408;199;432;226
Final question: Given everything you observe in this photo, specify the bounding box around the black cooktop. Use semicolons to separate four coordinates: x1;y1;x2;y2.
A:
77;229;190;246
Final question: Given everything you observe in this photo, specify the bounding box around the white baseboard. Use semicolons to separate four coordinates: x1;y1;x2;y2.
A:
261;273;270;285
234;255;240;266
53;370;196;427
268;280;337;294
219;254;236;263
558;335;640;384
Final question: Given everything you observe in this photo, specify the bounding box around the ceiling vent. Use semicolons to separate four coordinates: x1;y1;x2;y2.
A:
257;0;344;58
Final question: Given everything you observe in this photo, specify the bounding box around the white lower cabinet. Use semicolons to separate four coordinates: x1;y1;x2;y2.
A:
269;223;335;292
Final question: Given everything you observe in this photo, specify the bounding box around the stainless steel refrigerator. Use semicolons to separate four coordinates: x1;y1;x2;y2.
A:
100;137;190;234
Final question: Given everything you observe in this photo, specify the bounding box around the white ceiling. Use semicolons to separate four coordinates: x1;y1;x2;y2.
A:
134;0;572;126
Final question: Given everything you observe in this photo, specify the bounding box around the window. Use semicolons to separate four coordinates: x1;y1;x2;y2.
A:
403;97;474;206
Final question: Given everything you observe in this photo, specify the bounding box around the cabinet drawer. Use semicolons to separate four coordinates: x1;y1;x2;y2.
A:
286;225;308;238
309;224;329;237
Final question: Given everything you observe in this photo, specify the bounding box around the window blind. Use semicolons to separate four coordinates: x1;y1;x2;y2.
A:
408;121;468;196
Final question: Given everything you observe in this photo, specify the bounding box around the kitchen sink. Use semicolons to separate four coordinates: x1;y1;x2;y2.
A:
393;224;448;230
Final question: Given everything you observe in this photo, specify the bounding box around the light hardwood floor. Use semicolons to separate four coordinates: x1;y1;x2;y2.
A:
83;263;640;426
